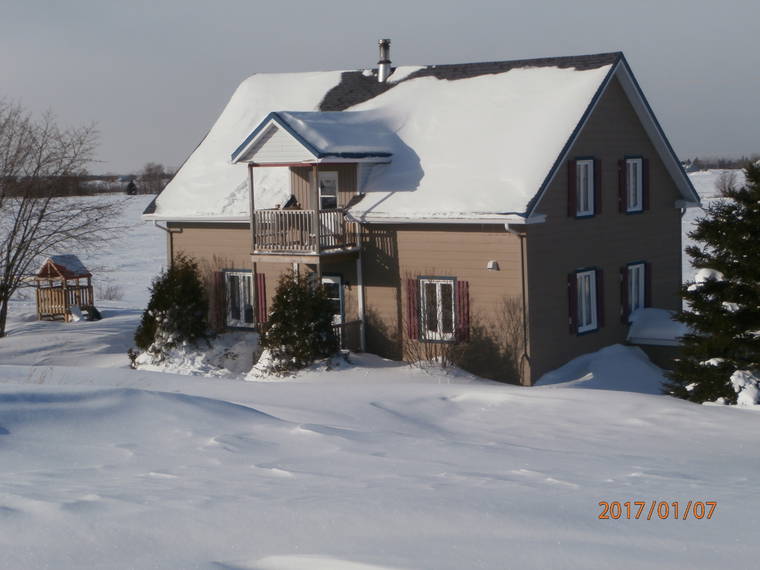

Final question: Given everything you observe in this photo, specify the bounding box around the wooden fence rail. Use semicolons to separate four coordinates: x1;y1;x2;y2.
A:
36;285;94;321
333;319;362;352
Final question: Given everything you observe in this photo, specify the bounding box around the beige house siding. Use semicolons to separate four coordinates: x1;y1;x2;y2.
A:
170;222;252;272
168;222;360;336
290;165;357;209
362;223;525;382
524;76;683;382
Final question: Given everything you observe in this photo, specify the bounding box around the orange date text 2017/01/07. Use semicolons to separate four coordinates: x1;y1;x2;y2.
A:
598;500;717;520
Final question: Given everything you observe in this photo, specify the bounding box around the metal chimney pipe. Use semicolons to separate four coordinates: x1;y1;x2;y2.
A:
377;38;391;83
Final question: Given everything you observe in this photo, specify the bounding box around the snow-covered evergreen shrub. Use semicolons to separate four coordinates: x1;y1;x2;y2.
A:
258;271;338;372
133;254;209;362
730;370;760;406
666;163;760;403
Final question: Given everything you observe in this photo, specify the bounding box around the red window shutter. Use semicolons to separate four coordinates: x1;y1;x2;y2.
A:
596;268;605;328
456;280;470;343
620;266;629;324
644;262;652;307
567;160;577;217
594;158;602;214
256;273;267;324
406;278;420;340
213;271;225;330
568;273;578;334
618;159;626;213
642;158;650;211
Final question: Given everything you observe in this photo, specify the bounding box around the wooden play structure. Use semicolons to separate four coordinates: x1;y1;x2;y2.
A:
34;255;95;322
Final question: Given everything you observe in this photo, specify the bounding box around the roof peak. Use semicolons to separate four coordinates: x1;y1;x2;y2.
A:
320;52;623;111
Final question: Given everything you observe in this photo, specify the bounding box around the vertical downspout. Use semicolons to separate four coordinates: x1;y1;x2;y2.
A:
356;232;366;352
506;224;531;385
152;221;181;267
167;227;173;267
249;163;257;254
519;231;530;383
311;164;320;255
248;163;261;326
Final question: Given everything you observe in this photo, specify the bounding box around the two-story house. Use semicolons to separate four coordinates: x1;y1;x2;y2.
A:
143;44;699;384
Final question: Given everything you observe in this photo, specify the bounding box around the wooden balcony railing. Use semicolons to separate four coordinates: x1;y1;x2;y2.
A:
254;209;358;253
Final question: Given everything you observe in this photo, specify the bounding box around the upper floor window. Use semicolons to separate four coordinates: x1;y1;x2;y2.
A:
568;158;600;218
625;158;643;212
318;171;338;210
576;159;595;217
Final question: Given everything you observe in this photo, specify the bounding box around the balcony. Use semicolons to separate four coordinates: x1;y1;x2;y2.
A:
253;208;359;255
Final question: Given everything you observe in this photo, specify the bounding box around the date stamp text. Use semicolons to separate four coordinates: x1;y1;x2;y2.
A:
598;500;717;520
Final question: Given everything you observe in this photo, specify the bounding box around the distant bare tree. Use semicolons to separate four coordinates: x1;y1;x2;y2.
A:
716;169;738;197
139;162;167;194
0;100;121;337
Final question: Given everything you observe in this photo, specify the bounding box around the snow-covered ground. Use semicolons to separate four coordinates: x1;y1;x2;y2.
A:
1;184;759;569
681;168;746;284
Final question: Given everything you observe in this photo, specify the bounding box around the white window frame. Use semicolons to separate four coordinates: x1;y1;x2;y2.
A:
419;277;456;342
318;171;339;210
576;159;595;217
576;269;598;333
627;262;646;316
321;274;344;325
625;158;643;212
225;270;254;328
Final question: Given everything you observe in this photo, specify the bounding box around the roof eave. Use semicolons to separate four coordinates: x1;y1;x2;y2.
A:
142;214;250;223
346;212;545;225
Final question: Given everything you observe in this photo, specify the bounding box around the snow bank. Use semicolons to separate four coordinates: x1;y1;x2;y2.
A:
534;344;667;394
133;331;259;378
627;308;688;346
2;366;759;569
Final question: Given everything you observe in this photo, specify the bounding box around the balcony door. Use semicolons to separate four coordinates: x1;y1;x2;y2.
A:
318;171;340;247
318;171;338;210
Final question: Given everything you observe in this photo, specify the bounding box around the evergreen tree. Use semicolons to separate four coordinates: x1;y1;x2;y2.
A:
666;163;760;403
134;254;209;355
259;271;338;371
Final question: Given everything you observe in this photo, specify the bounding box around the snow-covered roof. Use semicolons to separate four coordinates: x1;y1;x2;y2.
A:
627;308;689;347
231;111;396;162
144;52;697;222
37;255;91;279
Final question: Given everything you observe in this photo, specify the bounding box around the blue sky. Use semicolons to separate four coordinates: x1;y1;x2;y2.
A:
1;0;758;173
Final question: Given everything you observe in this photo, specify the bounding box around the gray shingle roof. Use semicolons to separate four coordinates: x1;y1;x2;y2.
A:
320;52;622;111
